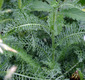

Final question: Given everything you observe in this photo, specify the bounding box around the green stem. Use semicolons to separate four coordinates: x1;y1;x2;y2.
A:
52;31;55;61
0;0;4;10
51;10;56;61
18;0;22;9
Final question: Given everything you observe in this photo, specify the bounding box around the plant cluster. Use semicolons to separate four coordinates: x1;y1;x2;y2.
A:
0;0;85;80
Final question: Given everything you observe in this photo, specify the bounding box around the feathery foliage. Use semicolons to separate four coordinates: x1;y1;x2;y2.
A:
0;0;85;80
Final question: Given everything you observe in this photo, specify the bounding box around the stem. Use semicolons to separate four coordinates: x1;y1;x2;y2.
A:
18;0;22;9
52;31;55;61
0;0;4;10
51;10;56;61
